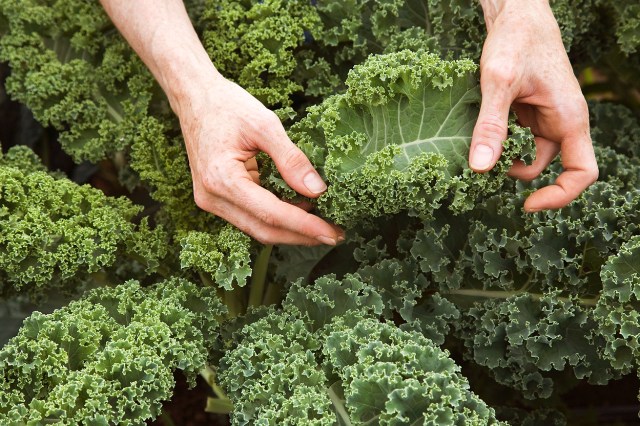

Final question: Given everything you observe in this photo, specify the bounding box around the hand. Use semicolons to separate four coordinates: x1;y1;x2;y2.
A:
177;75;343;246
471;0;598;212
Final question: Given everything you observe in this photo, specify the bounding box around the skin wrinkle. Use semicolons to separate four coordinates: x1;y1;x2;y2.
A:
473;0;598;212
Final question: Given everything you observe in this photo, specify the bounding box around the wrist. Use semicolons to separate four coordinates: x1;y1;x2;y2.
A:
148;32;224;118
480;0;550;28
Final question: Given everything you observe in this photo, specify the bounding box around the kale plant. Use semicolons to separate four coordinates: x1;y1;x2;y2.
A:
0;0;639;424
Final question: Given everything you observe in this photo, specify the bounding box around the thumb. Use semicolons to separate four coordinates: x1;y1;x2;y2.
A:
254;114;327;198
469;82;513;172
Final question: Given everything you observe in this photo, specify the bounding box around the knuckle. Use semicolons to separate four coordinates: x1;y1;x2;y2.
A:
255;208;279;228
280;145;308;171
200;173;219;194
193;190;210;211
477;114;507;140
563;97;589;120
253;111;280;135
481;62;518;88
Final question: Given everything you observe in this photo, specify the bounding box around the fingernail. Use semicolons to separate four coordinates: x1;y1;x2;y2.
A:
317;235;337;246
304;172;327;194
470;144;494;170
337;234;346;242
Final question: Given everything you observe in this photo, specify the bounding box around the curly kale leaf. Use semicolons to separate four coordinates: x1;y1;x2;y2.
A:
0;278;226;425
218;313;333;425
595;236;640;373
0;159;168;298
283;50;534;226
179;227;252;290
201;0;335;115
589;101;640;158
336;137;640;399
0;0;158;162
315;0;485;65
0;145;49;175
219;274;502;425
457;292;614;400
602;1;640;55
324;318;504;425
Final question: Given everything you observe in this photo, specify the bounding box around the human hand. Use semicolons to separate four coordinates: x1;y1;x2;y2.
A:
177;75;343;246
471;0;598;212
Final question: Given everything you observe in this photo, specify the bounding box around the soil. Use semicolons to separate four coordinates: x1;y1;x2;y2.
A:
150;373;230;426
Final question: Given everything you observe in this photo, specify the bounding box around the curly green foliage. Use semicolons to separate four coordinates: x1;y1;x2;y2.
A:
396;175;639;397
549;0;599;51
179;227;252;290
0;278;226;425
0;145;49;174
324;319;504;425
595;236;640;374
589;101;640;158
279;51;534;226
128;117;254;289
282;274;384;334
315;0;485;65
219;275;501;425
219;313;335;425
201;0;328;113
0;0;158;162
0;158;167;298
458;293;613;400
127;117;197;229
332;130;640;399
600;1;640;55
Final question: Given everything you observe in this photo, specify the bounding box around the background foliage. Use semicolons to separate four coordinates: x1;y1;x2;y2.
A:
0;0;639;425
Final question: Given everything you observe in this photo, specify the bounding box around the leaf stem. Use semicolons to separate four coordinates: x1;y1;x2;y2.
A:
327;382;352;426
248;244;273;308
200;366;229;400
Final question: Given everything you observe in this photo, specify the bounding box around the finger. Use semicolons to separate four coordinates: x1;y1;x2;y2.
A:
470;68;516;172
508;136;560;181
196;193;331;246
524;131;598;211
245;157;259;185
232;177;343;244
227;205;325;246
253;113;327;199
288;199;315;212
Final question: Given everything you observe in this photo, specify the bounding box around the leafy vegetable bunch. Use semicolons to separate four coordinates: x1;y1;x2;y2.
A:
0;0;639;424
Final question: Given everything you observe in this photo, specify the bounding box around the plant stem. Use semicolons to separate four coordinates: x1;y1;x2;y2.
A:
201;367;233;414
198;271;215;287
200;366;229;400
262;281;284;307
327;382;352;426
248;244;273;308
205;397;234;414
198;271;244;317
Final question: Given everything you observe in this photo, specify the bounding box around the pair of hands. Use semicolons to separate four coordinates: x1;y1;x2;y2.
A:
180;0;598;246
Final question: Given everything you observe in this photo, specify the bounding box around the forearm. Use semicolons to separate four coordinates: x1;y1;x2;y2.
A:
99;0;219;116
479;0;551;29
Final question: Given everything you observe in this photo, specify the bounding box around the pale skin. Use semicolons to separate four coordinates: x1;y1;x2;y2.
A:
473;0;598;211
100;0;597;245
